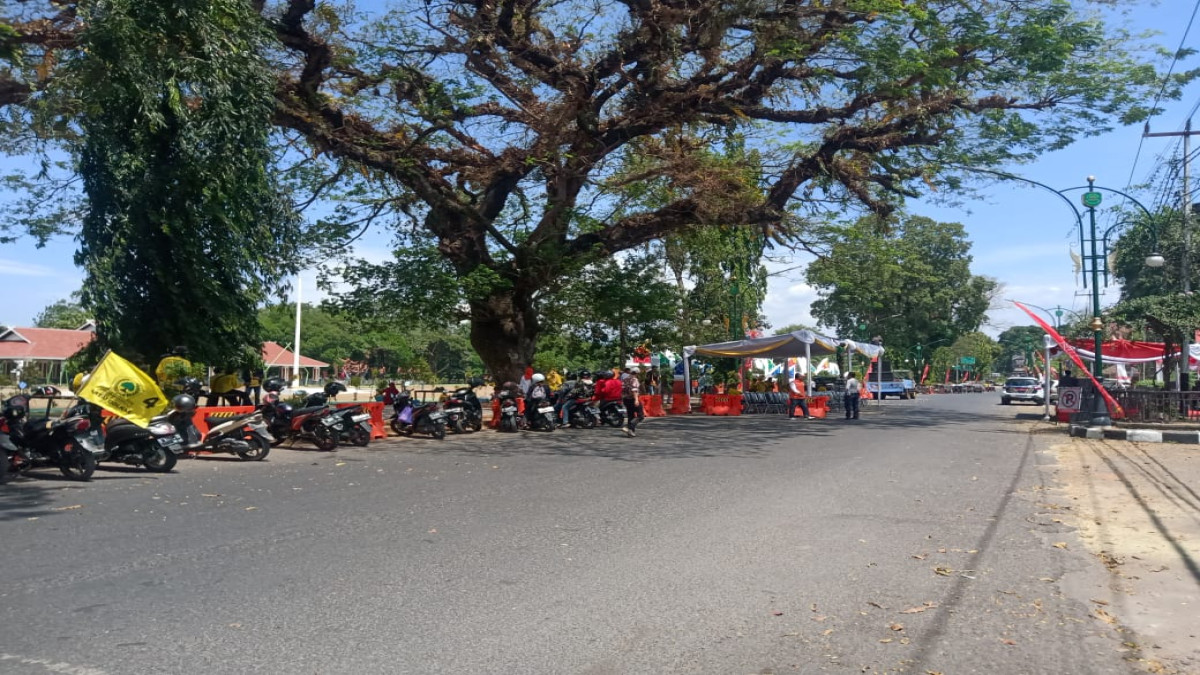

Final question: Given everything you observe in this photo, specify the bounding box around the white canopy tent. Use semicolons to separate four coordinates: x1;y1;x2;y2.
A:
683;330;886;397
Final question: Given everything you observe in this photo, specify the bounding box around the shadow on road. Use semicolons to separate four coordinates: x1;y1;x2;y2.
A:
0;479;87;521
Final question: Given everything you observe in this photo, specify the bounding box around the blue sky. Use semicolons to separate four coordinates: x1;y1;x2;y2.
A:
0;0;1194;341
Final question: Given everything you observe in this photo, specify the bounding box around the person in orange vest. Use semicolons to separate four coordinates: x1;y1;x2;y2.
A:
788;373;813;420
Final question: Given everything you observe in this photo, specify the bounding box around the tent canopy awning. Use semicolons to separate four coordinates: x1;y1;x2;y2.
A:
685;329;885;360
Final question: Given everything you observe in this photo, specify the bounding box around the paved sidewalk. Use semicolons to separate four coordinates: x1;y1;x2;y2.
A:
1044;433;1200;673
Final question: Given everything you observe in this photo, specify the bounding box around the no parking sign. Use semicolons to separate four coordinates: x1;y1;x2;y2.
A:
1058;387;1083;412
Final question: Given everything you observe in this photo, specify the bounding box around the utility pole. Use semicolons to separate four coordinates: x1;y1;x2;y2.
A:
1144;119;1200;390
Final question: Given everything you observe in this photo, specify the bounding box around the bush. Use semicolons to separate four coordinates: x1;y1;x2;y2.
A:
349;376;362;388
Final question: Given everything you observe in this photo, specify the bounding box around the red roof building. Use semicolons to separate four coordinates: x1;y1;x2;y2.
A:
0;325;96;384
261;341;329;383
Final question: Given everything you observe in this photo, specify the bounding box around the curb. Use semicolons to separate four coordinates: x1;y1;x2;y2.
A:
1068;425;1200;444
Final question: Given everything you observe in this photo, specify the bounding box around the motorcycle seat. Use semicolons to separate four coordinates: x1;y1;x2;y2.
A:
289;405;329;417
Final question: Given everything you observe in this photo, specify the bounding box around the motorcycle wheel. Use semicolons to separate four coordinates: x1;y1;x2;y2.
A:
431;422;446;440
348;426;371;447
237;434;271;461
470;415;482;432
269;430;288;447
59;444;96;481
390;418;404;436
500;416;517;433
578;414;597;429
142;443;177;473
452;418;467;435
542;416;556;432
312;425;339;452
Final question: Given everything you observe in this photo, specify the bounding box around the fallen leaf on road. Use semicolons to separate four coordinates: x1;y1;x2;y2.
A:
26;517;38;521
879;638;893;644
900;637;911;645
810;603;818;612
933;566;954;576
1053;542;1068;549
202;494;221;497
772;611;784;616
1091;599;1109;606
867;601;885;609
1039;577;1056;582
244;507;257;511
428;528;437;533
229;623;242;629
890;623;904;631
911;554;927;560
937;548;947;553
335;462;346;466
51;504;82;511
899;602;938;614
1094;608;1117;625
1150;565;1169;572
822;629;834;636
812;615;828;622
1000;639;1016;645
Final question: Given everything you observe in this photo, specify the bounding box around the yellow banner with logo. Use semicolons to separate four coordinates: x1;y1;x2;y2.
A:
77;351;169;427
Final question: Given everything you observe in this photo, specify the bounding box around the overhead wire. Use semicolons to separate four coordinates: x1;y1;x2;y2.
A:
1123;0;1200;187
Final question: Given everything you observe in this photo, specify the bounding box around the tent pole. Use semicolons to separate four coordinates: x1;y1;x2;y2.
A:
684;352;692;398
805;343;813;396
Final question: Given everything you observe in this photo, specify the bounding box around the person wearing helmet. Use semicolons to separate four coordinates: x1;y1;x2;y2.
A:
554;371;578;427
525;373;551;425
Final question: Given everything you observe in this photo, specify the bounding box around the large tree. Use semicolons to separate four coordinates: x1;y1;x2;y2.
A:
33;291;90;329
805;214;997;350
1;0;1184;380
71;0;300;364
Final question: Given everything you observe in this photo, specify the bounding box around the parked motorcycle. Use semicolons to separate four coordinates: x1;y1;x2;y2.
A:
162;394;272;460
446;380;484;433
525;395;557;432
495;386;522;433
333;405;373;447
389;393;447;440
260;379;342;451
97;414;181;473
1;389;97;482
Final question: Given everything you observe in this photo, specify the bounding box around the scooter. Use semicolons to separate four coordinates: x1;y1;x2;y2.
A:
1;389;97;482
564;396;599;429
599;400;626;428
332;405;373;446
260;379;343;451
525;395;557;432
389;393;447;440
495;387;522;433
446;380;484;433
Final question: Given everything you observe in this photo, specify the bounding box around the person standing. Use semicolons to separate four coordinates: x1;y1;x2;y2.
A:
788;373;813;419
620;368;644;437
245;368;264;406
844;371;861;420
646;366;661;395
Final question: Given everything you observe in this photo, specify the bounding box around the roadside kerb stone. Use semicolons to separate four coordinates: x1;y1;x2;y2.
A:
1069;424;1200;444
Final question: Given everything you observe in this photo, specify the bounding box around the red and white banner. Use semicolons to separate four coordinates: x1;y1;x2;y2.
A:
1014;301;1123;419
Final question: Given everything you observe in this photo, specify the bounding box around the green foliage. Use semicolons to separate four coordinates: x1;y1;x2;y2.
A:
72;0;300;365
996;325;1047;373
806;214;996;350
541;250;681;366
930;332;999;380
33;291;89;329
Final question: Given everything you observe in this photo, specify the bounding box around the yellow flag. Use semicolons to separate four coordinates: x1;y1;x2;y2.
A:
77;351;169;427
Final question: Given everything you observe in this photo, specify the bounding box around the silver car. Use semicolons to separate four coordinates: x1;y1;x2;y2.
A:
1001;377;1055;405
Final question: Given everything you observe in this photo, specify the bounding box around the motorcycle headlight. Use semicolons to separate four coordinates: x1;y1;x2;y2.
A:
149;422;176;436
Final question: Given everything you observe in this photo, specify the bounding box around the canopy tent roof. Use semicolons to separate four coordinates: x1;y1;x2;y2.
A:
685;330;885;360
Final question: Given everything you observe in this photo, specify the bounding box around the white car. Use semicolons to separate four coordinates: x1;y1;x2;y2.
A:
1001;377;1056;405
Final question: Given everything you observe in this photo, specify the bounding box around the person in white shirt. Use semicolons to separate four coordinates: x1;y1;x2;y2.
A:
788;373;813;419
844;372;861;420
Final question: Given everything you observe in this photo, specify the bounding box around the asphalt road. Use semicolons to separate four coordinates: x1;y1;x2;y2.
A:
0;393;1140;674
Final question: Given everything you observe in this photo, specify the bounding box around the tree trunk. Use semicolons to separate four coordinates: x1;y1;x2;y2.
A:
469;286;539;385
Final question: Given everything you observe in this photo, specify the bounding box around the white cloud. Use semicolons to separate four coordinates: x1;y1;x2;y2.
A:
0;259;56;277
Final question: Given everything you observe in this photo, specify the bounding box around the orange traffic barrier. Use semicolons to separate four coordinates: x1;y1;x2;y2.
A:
668;394;692;414
640;394;665;417
704;394;742;416
334;401;386;440
191;405;257;436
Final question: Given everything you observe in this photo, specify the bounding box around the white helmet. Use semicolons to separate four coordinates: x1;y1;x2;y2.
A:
532;373;546;383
